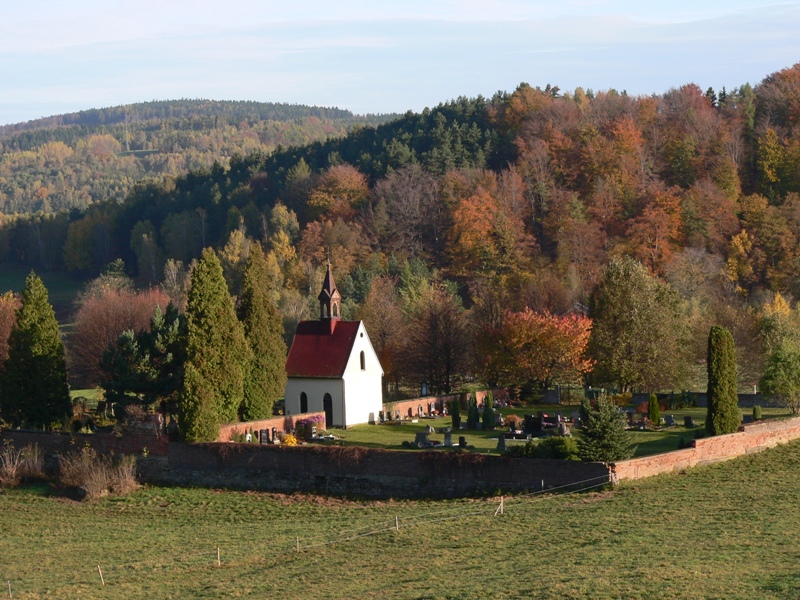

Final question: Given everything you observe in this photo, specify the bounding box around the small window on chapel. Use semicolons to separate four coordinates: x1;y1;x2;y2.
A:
360;351;366;370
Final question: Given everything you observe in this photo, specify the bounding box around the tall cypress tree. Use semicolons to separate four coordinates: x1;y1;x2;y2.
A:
0;272;70;428
180;249;251;442
237;244;287;420
706;325;740;436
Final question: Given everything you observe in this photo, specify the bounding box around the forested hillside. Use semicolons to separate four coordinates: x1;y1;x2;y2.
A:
4;64;800;395
0;99;394;213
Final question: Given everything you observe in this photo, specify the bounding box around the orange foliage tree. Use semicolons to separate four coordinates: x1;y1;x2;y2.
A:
0;291;21;369
69;287;170;386
493;308;594;389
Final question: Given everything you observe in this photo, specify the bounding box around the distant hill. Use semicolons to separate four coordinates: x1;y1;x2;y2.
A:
0;99;398;213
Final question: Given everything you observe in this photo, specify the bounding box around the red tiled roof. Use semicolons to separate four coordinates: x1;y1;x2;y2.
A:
285;320;360;378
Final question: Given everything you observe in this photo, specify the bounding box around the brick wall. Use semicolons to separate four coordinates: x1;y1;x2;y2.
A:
611;416;800;481
144;442;608;499
385;388;509;419
216;412;326;442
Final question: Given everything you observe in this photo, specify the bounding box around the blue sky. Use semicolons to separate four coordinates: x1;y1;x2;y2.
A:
1;1;799;125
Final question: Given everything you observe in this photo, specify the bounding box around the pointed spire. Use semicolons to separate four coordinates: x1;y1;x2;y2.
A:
318;261;341;327
318;260;338;303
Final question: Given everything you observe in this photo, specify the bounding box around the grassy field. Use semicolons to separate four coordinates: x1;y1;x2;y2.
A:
0;264;86;322
3;438;800;598
336;405;792;457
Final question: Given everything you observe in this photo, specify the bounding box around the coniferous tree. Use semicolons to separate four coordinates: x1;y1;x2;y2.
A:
180;248;251;442
100;303;186;408
466;394;480;429
706;325;741;435
481;391;496;431
577;396;633;462
237;244;287;420
648;393;660;425
0;272;70;428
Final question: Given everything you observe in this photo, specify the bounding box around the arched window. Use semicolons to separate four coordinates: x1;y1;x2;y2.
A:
300;392;308;414
360;351;365;370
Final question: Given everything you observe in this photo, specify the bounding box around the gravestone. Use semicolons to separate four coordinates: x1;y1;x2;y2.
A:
311;426;317;438
558;423;571;437
418;405;424;418
272;427;278;443
260;429;270;444
379;411;385;423
414;431;430;448
425;424;435;434
458;436;467;448
496;434;506;451
684;416;695;428
495;413;504;426
429;402;436;415
443;431;453;447
395;410;401;421
665;415;676;427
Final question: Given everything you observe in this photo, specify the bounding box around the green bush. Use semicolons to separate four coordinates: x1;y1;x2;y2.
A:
753;405;763;421
505;436;579;460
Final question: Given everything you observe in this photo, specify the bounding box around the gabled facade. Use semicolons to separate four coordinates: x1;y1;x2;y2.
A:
284;264;383;428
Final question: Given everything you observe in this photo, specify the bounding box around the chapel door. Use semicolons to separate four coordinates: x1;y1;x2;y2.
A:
323;393;333;428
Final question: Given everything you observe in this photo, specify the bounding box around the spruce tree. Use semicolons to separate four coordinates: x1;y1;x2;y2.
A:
706;325;740;435
237;244;287;420
577;396;633;462
180;249;251;442
0;272;70;428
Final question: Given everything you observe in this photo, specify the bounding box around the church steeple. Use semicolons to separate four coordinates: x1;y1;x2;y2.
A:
318;261;341;329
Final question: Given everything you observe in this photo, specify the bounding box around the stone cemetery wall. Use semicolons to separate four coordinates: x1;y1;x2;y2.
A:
386;388;509;419
141;442;609;499
216;412;326;442
612;416;800;481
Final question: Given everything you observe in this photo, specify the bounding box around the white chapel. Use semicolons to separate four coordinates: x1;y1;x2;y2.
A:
284;263;384;428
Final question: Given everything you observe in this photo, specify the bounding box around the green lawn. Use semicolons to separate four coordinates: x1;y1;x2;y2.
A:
335;405;792;458
4;438;800;598
0;264;87;320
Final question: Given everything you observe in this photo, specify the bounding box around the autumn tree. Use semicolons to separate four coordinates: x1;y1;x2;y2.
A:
237;244;287;420
399;282;468;394
0;272;70;428
69;287;170;386
307;164;369;222
180;248;251;441
495;308;593;390
356;275;405;392
0;292;20;370
588;256;689;392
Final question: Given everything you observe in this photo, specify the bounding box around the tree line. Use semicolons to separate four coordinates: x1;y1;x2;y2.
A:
0;246;286;442
3;64;800;404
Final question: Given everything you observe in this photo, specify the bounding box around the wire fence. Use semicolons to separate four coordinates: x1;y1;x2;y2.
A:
3;474;611;596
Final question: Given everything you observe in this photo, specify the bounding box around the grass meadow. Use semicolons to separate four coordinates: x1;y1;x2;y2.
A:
337;405;792;457
4;438;800;599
